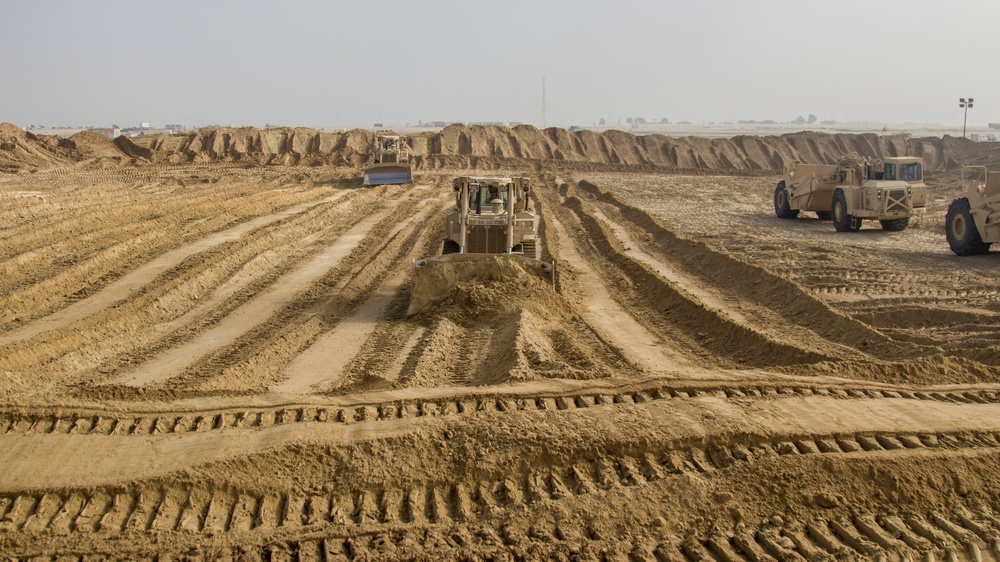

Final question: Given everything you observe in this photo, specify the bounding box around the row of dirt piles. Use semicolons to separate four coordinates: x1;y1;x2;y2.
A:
3;122;996;173
0;123;152;172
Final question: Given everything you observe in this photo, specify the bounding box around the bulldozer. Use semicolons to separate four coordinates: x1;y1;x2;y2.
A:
775;156;927;231
945;166;1000;255
362;133;412;186
408;176;555;315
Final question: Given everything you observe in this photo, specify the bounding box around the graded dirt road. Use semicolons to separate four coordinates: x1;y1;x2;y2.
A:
2;127;1000;561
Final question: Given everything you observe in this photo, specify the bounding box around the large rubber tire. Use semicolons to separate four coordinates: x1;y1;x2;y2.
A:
879;218;909;231
816;211;832;221
946;197;991;255
773;181;799;219
832;190;860;232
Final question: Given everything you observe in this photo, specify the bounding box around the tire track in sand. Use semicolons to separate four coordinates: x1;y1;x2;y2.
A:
588;206;864;363
0;191;352;347
273;198;449;395
545;193;703;376
4;395;1000;560
113;194;402;388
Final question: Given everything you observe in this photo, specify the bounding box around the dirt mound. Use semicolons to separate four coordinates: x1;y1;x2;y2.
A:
63;130;131;164
6;122;998;175
0;123;75;172
410;124;971;174
131;126;374;167
400;255;623;386
785;354;1000;385
408;255;554;316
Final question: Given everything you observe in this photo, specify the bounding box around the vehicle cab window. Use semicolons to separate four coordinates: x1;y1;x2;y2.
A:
900;163;922;181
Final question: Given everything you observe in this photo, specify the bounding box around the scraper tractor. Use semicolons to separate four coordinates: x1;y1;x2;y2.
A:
363;133;412;186
946;166;1000;255
408;176;555;315
775;156;927;231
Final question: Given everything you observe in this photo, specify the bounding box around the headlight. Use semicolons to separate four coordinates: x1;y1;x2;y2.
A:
907;187;912;198
876;188;882;199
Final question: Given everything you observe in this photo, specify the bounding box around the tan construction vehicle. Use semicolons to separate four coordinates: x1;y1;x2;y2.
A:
363;133;412;186
945;166;1000;255
408;176;555;315
775;156;927;231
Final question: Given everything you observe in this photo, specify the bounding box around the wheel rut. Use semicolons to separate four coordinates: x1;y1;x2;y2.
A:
4;393;1000;559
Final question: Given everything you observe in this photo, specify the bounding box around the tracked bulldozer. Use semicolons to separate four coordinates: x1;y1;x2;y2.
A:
408;176;555;315
363;133;412;186
946;166;1000;255
775;156;927;231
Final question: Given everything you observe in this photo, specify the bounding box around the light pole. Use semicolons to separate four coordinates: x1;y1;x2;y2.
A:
960;97;974;138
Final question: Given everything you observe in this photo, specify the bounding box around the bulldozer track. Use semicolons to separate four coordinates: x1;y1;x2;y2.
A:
2;422;999;559
0;382;996;438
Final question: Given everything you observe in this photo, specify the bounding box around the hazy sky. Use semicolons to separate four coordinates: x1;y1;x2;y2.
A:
4;1;997;129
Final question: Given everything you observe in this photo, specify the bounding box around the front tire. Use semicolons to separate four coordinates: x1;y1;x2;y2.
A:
946;197;991;255
774;180;799;219
879;218;909;231
832;189;860;232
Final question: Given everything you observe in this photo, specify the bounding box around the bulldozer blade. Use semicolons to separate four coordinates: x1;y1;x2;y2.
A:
363;164;412;186
408;253;555;316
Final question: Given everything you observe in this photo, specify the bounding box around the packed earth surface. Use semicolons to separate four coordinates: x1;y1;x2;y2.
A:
2;123;1000;561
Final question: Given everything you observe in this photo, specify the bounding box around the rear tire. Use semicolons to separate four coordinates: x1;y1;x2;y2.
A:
774;180;799;219
832;189;860;232
816;211;832;221
946;197;991;255
879;218;909;231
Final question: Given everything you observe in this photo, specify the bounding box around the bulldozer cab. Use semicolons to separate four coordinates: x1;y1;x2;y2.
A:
380;136;399;152
460;178;526;215
374;134;407;165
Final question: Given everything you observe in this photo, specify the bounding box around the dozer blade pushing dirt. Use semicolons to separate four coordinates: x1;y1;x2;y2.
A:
408;254;555;315
362;163;413;186
363;133;413;186
407;176;554;315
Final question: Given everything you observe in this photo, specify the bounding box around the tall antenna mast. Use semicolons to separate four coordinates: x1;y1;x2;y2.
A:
542;76;547;128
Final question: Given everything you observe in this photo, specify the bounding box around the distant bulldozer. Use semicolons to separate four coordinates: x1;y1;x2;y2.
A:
946;166;1000;255
775;156;927;231
363;133;412;186
408;176;555;315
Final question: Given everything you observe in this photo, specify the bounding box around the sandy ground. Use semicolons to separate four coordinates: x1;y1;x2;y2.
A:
2;150;1000;561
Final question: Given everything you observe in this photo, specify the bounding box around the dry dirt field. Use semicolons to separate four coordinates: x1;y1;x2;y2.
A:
2;125;1000;562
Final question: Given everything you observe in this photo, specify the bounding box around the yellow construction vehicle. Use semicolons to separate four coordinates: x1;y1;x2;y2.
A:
408;176;555;315
363;133;412;186
946;166;1000;255
775;156;927;231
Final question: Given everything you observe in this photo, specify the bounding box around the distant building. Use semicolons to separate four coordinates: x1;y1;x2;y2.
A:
164;124;187;133
88;127;121;139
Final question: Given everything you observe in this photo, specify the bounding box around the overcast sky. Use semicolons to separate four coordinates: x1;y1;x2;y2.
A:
3;1;997;130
